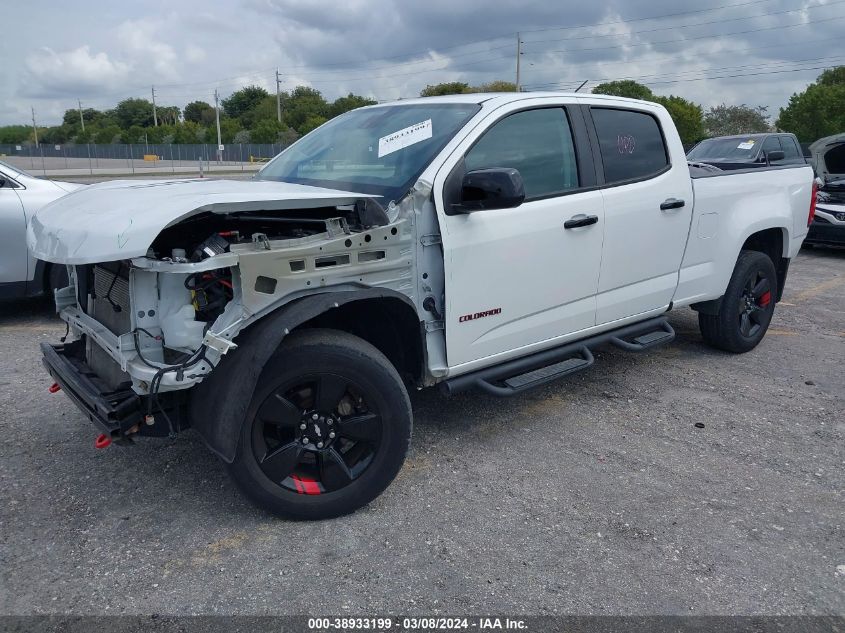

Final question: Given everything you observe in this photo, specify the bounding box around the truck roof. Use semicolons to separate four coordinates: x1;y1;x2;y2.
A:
365;92;663;108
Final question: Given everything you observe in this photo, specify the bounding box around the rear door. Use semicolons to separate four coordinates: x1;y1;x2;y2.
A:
584;103;694;325
434;99;605;369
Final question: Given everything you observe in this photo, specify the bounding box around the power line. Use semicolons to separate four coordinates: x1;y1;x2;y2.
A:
524;62;842;90
524;55;845;89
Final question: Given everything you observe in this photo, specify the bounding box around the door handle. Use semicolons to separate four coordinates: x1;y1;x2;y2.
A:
564;214;599;229
660;198;685;211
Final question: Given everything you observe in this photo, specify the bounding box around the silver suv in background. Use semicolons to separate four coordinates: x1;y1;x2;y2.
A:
0;160;81;299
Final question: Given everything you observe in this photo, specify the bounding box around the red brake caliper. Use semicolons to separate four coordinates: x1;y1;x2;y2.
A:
291;475;322;495
759;290;772;308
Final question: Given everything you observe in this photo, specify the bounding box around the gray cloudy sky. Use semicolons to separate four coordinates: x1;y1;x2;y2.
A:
1;0;843;125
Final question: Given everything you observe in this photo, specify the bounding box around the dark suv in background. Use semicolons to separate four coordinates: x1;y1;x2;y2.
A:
687;133;806;170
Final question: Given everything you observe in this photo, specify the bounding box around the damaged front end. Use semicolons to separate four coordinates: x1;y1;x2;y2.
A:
31;179;418;441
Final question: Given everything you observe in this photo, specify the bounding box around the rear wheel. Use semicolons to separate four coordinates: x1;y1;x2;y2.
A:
227;329;412;520
698;250;777;353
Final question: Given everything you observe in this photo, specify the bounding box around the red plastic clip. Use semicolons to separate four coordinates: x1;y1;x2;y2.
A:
48;382;61;393
94;434;112;449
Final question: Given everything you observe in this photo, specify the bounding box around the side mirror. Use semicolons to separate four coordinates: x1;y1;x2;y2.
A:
451;168;525;214
766;150;785;164
0;175;6;188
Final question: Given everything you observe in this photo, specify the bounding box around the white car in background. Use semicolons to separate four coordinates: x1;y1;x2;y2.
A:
0;160;82;299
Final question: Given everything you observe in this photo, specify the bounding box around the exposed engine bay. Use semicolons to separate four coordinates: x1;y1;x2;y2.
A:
56;194;418;407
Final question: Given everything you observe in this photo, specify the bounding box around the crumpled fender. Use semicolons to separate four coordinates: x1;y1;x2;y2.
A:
189;287;418;463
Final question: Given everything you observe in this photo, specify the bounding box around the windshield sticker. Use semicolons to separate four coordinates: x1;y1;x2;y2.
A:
737;140;755;150
378;119;433;158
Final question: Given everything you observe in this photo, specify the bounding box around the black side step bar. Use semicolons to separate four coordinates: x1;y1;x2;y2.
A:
609;319;675;351
441;316;675;397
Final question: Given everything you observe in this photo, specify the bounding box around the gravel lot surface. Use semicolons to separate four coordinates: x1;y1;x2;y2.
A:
0;247;843;616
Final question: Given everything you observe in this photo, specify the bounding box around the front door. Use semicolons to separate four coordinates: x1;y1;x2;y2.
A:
436;103;605;369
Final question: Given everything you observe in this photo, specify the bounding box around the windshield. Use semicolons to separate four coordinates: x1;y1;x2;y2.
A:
687;138;762;161
256;103;481;203
0;159;29;179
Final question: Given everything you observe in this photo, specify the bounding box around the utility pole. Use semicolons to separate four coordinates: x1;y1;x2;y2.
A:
78;99;85;131
275;68;283;123
31;107;39;148
151;85;158;126
214;89;222;162
515;32;522;92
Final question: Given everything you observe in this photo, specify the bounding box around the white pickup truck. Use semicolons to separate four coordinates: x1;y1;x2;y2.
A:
30;93;816;519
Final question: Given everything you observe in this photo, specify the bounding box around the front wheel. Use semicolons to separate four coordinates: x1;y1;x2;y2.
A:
227;329;412;520
698;250;778;353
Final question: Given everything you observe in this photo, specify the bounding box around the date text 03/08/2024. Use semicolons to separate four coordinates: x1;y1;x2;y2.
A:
307;616;528;630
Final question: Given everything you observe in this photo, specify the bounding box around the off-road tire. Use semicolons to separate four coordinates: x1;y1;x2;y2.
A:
698;250;778;353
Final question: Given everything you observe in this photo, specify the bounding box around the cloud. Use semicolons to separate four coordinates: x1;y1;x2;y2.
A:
23;45;131;97
115;18;179;80
185;45;207;63
1;0;841;124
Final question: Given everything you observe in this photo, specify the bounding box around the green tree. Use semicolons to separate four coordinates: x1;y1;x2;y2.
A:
591;80;655;100
250;119;284;143
776;66;845;142
173;121;205;144
282;86;329;135
183;101;212;124
704;104;770;137
0;125;32;143
62;107;102;127
420;82;471;97
93;125;122;144
74;128;93;144
220;118;242;144
147;124;178;144
157;106;181;126
222;85;270;120
301;115;328;134
39;126;70;145
243;95;279;128
474;80;518;92
113;98;156;129
656;95;705;145
329;93;377;118
121;125;146;144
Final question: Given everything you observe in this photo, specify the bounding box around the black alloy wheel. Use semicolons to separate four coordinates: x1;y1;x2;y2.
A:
227;329;412;520
738;268;773;338
252;373;383;496
698;250;778;353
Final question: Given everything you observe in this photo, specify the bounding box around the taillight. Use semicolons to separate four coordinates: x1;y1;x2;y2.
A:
808;180;818;227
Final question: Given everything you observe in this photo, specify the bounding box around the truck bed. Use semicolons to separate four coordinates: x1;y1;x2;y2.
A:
674;163;814;307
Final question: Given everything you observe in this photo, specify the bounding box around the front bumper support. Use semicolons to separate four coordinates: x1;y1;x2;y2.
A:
41;340;143;435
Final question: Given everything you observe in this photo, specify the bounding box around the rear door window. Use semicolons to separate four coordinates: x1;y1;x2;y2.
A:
590;108;669;184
